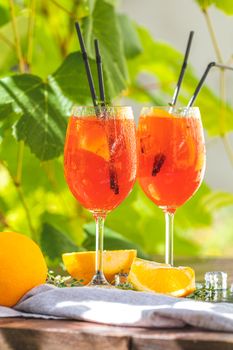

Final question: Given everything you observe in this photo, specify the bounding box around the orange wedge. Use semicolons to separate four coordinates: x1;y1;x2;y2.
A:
76;119;110;160
128;258;195;297
62;250;137;285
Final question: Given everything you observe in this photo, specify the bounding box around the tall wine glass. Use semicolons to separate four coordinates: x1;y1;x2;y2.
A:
137;106;206;265
64;106;137;286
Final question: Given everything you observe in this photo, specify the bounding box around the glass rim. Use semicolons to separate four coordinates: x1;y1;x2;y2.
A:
72;105;133;111
140;106;201;118
71;105;134;118
72;105;132;108
140;106;200;111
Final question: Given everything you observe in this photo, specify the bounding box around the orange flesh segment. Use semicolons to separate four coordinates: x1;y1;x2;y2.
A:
128;258;195;297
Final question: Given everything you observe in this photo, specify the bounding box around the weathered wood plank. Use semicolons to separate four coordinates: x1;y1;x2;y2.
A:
131;328;233;350
0;319;130;350
0;319;233;350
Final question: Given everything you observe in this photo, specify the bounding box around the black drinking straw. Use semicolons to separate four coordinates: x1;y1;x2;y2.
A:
74;23;119;195
94;39;105;106
187;62;233;107
75;22;98;107
153;32;194;176
170;31;194;106
94;39;119;194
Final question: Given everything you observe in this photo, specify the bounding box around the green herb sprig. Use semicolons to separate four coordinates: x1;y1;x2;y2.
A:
115;282;134;290
46;272;233;303
188;284;233;303
47;271;84;288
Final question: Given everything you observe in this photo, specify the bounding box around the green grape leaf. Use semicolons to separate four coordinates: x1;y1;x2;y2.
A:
0;74;68;160
75;0;94;18
51;50;127;105
50;52;98;105
214;0;233;15
194;0;215;10
87;0;96;13
83;222;149;258
82;0;128;100
104;0;118;6
117;15;143;58
0;103;14;120
195;0;233;15
0;103;20;141
40;222;80;261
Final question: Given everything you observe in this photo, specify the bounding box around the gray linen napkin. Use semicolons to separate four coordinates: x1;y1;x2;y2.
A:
0;284;233;332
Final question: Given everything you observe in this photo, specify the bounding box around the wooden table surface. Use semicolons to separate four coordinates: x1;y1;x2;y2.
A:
0;318;233;350
0;258;233;350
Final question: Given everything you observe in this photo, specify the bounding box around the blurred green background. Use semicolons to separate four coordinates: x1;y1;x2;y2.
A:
0;0;233;268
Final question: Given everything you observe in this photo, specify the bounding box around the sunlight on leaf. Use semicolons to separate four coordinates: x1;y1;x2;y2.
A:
195;0;233;15
82;0;128;100
0;74;68;160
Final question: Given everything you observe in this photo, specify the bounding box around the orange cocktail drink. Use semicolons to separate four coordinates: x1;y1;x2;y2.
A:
64;106;137;285
65;114;136;212
137;107;206;265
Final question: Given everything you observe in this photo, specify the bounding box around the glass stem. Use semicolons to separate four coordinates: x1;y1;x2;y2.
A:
88;212;109;286
95;213;105;276
165;211;174;266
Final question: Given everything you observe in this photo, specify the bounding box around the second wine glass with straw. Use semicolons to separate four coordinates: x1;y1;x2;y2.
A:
137;28;233;265
63;22;137;286
137;31;199;266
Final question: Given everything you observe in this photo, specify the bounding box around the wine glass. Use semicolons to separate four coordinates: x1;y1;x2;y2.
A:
64;106;137;286
137;106;206;265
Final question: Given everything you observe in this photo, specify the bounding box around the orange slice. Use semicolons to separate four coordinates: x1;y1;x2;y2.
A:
128;258;195;297
76;119;110;161
62;250;137;285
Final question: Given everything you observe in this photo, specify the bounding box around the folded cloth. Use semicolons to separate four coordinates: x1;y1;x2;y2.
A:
0;284;233;332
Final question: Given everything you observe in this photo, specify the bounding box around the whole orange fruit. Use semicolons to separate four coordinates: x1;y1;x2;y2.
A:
0;232;47;307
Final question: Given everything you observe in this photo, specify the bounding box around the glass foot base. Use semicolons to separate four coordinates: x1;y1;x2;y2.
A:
88;271;112;287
